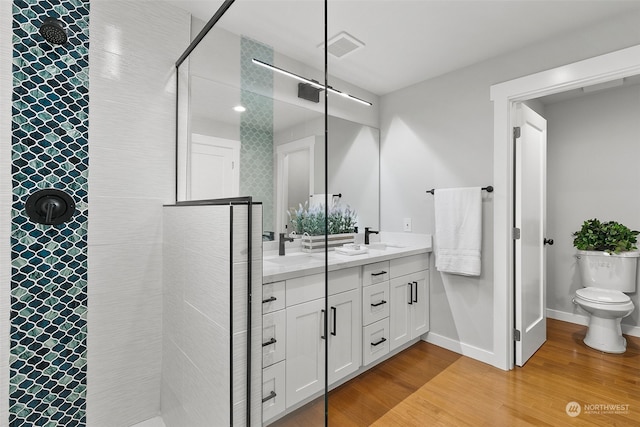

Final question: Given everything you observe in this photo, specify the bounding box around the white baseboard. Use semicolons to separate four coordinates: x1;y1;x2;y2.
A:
546;308;640;338
424;332;495;366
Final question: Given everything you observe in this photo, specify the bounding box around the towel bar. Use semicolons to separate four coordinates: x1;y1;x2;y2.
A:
426;186;493;195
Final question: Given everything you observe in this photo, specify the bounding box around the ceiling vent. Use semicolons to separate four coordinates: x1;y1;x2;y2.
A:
319;32;364;59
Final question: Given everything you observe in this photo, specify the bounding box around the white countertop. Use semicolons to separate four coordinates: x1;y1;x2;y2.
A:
263;233;432;283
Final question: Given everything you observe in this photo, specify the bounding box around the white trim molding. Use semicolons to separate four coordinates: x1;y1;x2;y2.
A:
490;44;640;371
424;333;495;367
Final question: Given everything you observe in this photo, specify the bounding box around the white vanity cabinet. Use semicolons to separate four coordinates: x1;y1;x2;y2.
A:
388;255;430;351
284;267;361;408
262;246;431;424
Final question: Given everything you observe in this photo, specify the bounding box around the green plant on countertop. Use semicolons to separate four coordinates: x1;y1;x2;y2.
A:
288;202;358;236
572;218;639;254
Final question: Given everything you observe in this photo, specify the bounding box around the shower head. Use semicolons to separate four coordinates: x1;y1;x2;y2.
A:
39;17;67;45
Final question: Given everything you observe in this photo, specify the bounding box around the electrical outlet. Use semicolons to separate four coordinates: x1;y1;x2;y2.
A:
403;218;412;232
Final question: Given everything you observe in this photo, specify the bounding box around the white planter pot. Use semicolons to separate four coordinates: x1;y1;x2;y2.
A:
301;233;356;253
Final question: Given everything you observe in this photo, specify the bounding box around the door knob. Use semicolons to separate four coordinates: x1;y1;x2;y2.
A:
544;238;554;246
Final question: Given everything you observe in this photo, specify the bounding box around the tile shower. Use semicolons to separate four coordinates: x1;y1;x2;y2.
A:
10;0;89;424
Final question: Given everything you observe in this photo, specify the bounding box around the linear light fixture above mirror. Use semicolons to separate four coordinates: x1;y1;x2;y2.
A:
251;58;372;106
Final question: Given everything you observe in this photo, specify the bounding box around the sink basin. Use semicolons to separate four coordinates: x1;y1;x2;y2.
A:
366;242;405;251
264;252;316;267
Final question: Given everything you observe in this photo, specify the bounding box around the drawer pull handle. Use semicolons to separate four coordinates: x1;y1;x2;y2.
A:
371;337;387;347
262;338;277;347
262;391;277;403
371;271;387;277
262;296;277;304
371;300;387;307
331;306;337;336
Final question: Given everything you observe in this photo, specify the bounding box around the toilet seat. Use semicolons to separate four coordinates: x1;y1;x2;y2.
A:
575;288;630;305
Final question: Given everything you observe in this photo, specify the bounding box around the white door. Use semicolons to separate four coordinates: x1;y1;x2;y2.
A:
327;289;361;385
189;134;239;200
514;104;548;366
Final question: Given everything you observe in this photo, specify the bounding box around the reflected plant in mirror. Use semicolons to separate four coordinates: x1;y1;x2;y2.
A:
288;202;358;236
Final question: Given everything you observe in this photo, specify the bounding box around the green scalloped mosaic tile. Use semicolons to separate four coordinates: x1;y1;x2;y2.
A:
11;0;90;425
240;37;274;234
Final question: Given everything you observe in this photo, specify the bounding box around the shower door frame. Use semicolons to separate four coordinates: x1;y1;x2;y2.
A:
173;0;332;424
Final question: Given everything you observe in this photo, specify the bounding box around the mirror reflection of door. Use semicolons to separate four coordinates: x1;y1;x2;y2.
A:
276;136;314;234
189;133;240;200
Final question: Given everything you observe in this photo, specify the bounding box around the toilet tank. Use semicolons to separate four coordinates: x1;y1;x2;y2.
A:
577;250;639;292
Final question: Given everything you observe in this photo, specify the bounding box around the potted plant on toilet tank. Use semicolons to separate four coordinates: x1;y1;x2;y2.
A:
572;218;639;254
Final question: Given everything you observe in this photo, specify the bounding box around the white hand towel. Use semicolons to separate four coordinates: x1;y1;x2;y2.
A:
434;187;482;276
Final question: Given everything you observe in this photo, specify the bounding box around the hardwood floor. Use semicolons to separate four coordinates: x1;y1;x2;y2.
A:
270;319;640;426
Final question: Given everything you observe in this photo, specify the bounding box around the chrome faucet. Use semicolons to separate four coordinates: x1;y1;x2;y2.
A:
279;233;294;256
364;227;379;245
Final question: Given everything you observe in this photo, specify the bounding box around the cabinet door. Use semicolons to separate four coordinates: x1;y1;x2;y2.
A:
389;276;412;351
328;289;361;385
409;271;429;339
285;298;326;408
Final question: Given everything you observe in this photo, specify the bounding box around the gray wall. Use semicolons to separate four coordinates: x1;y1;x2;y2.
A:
380;9;640;356
546;84;640;331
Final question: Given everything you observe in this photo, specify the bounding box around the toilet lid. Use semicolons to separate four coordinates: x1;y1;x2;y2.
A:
575;288;630;304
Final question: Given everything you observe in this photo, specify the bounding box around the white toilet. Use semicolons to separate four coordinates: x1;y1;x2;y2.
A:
573;250;638;353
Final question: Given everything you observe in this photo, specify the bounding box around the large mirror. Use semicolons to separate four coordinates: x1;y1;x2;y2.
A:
177;18;379;240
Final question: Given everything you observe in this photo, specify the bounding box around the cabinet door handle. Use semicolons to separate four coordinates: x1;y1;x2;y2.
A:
331;306;337;336
371;300;387;307
412;281;418;303
262;296;277;304
321;309;326;340
262;391;277;403
408;283;413;305
371;271;387;277
371;337;387;347
262;337;277;347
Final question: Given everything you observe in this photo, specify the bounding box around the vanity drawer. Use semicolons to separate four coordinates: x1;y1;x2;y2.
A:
363;318;390;366
263;309;285;367
390;254;429;278
263;281;285;314
363;261;390;287
286;267;359;306
362;281;389;326
262;360;285;422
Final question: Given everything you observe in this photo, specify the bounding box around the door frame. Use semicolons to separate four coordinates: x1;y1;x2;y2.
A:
275;136;315;236
490;44;640;371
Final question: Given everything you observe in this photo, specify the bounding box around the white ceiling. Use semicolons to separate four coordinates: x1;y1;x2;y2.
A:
165;0;640;96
